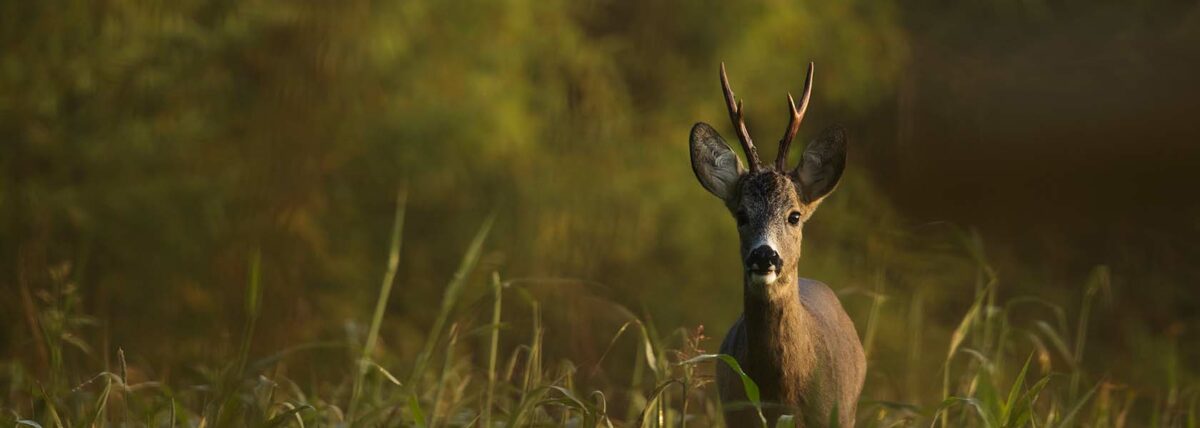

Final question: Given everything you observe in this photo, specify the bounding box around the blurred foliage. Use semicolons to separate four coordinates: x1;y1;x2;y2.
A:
1;0;906;360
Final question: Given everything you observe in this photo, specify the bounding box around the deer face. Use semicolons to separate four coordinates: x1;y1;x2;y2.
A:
735;171;808;286
688;63;846;288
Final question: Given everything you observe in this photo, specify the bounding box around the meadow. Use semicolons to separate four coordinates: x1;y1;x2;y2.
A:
4;0;1198;426
3;192;1195;427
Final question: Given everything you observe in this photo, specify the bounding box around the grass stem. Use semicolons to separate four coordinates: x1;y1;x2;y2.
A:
350;188;408;419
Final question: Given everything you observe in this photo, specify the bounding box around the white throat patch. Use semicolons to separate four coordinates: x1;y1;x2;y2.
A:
748;271;778;286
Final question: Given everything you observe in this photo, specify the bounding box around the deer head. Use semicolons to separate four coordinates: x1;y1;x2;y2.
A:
689;63;847;290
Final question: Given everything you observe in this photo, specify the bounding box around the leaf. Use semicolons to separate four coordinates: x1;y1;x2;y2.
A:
1035;321;1077;370
1001;352;1035;425
947;296;982;363
349;189;407;420
970;370;1002;428
34;382;65;428
635;321;659;374
1010;376;1053;427
638;380;683;428
86;374;114;428
680;354;760;405
404;213;495;401
370;362;403;386
261;404;313;428
680;353;767;427
1054;381;1100;428
957;348;994;372
931;397;995;427
547;385;592;413
60;332;93;355
408;394;428;428
594;321;633;368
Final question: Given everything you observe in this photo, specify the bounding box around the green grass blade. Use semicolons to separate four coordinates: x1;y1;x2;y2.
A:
1070;266;1108;399
429;323;460;426
637;379;682;428
405;213;495;390
1034;321;1076;371
236;250;264;377
86;374;114;427
261;404;313;428
1010;375;1053;427
408;393;428;428
350;188;407;419
680;354;767;427
1187;391;1196;428
943;285;988;428
484;272;503;428
947;291;984;363
636;321;659;376
33;382;65;428
1055;380;1100;428
508;385;552;428
363;188;407;356
547;385;594;418
863;271;887;359
930;397;994;428
1001;352;1035;425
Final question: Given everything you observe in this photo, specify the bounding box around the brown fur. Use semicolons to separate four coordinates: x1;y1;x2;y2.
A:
690;123;864;427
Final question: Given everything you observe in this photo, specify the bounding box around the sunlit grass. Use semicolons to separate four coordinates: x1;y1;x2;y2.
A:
2;208;1197;427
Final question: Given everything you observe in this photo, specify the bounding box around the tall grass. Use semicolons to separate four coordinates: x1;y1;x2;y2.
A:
349;188;408;420
2;212;1197;427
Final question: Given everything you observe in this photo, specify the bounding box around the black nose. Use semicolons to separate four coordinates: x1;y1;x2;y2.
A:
745;245;781;273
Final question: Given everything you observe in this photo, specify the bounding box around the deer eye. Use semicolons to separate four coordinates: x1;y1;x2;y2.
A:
788;211;802;225
736;210;749;226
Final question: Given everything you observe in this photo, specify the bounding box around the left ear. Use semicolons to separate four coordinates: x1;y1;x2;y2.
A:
791;125;847;205
690;122;746;203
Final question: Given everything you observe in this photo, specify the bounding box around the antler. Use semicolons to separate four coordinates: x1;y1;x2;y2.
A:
776;62;814;171
720;63;762;172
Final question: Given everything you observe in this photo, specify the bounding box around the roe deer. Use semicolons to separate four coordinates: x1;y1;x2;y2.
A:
689;63;866;427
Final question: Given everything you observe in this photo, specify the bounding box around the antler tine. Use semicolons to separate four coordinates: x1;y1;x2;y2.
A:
776;62;814;171
720;62;761;172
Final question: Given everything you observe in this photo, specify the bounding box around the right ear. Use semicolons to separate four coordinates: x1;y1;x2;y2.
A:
791;125;847;205
690;122;745;203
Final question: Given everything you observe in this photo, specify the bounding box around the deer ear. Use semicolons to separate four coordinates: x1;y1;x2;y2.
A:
690;122;745;202
792;125;847;205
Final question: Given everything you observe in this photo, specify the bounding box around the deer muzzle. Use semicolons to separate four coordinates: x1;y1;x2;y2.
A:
746;244;783;285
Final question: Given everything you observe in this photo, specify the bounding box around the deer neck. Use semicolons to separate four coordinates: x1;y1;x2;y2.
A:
742;268;813;403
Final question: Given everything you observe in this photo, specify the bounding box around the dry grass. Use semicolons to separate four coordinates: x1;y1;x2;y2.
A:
2;202;1197;428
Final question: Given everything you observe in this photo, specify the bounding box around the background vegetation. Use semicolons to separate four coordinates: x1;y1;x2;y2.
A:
2;0;1198;425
